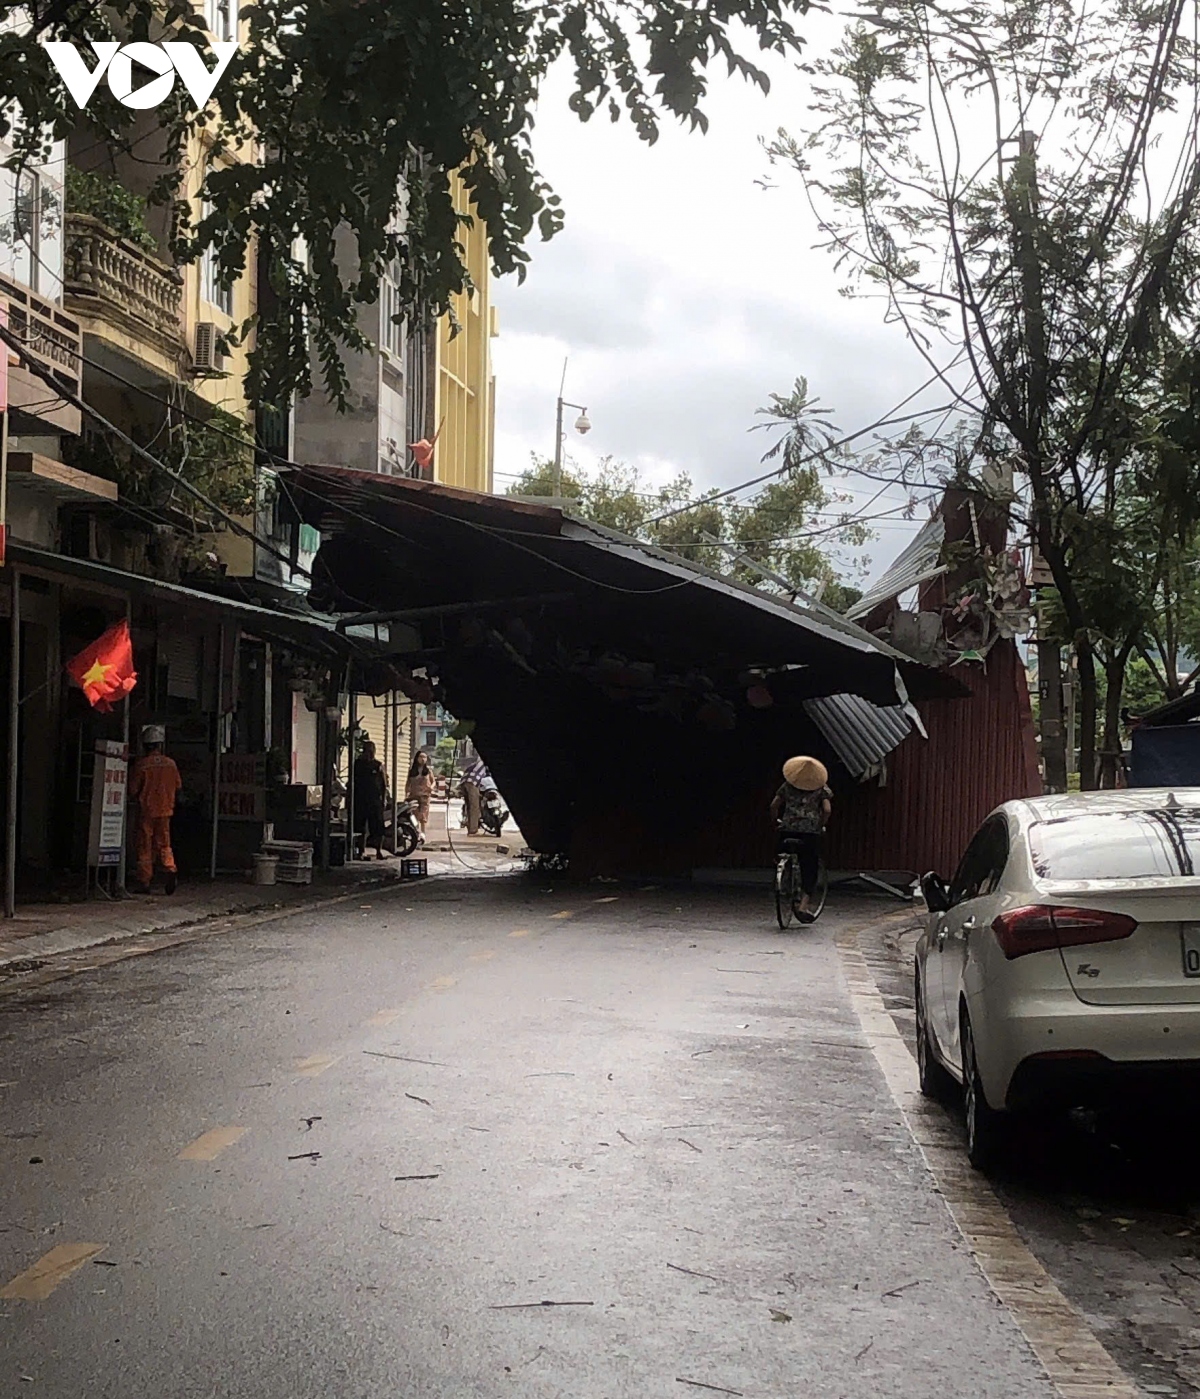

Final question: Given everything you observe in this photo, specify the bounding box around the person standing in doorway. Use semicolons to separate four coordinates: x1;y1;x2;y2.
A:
353;740;388;860
130;724;182;895
405;750;434;846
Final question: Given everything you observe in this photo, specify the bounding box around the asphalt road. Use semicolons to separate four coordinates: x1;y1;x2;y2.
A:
0;879;1059;1398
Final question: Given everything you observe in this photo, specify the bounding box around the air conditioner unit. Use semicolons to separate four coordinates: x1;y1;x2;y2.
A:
193;321;226;373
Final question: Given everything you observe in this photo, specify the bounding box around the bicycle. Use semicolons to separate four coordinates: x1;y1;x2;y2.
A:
774;841;829;930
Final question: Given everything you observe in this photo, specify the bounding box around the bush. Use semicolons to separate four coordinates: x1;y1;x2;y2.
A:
66;167;158;253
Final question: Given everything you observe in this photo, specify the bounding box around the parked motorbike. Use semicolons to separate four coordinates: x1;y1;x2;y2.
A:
479;788;509;838
384;800;421;858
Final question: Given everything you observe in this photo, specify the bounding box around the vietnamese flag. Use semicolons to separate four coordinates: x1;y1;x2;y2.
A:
65;619;137;712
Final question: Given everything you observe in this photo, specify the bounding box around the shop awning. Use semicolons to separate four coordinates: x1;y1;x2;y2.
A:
7;543;352;657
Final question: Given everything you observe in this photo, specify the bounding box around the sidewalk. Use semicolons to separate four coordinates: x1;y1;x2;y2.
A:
0;835;523;973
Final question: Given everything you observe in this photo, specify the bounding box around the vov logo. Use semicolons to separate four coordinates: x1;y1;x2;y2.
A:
43;40;237;110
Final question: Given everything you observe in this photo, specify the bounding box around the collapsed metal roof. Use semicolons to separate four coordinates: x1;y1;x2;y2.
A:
281;467;964;870
803;693;926;781
846;512;946;621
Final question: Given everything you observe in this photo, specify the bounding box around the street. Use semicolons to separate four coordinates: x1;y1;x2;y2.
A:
0;880;1033;1398
0;878;1191;1398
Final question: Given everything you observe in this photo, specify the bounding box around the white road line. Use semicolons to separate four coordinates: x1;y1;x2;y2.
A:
837;923;1140;1399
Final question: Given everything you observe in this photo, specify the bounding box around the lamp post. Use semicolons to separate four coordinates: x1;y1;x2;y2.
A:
551;360;591;497
552;398;591;497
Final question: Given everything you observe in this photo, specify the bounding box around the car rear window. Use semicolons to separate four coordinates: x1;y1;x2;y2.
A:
1029;809;1200;880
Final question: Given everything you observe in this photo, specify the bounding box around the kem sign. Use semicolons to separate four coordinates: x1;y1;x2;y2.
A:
43;40;237;110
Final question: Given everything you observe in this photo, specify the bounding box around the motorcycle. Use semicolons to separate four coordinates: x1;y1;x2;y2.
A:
384;800;421;858
479;787;509;838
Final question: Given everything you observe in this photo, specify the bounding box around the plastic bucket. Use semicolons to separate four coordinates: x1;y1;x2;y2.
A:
252;853;279;886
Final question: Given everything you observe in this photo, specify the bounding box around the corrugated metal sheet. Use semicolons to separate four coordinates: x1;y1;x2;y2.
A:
824;639;1042;877
847;514;946;620
802;694;914;778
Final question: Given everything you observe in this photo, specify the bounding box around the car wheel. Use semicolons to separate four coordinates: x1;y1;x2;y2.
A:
915;969;955;1103
961;1012;1007;1172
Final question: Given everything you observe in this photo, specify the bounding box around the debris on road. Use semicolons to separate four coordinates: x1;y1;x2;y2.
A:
675;1378;743;1396
678;1138;703;1153
405;1092;432;1106
489;1300;594;1310
302;1116;322;1131
287;1151;321;1161
882;1278;924;1298
667;1263;724;1283
769;1309;792;1322
92;1260;118;1268
617;1130;635;1145
394;1174;440;1181
855;1339;874;1363
363;1051;448;1067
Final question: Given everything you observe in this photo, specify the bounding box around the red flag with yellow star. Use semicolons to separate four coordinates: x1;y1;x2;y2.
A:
65;619;137;713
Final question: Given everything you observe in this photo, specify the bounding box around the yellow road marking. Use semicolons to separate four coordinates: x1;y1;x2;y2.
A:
365;1009;402;1027
509;929;531;938
838;924;1140;1399
1;1244;104;1301
427;975;457;991
178;1125;248;1161
549;910;574;920
295;1054;341;1078
469;950;496;963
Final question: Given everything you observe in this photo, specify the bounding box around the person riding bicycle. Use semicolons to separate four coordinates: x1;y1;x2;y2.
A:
770;756;832;923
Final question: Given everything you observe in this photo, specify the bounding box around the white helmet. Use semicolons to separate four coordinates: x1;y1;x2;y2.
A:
141;724;166;745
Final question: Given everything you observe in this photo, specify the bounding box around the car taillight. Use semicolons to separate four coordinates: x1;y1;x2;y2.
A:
991;905;1137;959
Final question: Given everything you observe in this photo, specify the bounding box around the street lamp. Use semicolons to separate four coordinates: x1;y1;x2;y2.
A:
551;386;590;500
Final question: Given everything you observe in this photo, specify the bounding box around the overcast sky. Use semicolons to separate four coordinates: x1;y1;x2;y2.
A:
490;36;954;588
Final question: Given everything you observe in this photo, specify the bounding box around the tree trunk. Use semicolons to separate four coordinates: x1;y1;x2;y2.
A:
1100;651;1129;788
1076;637;1099;790
1037;636;1067;792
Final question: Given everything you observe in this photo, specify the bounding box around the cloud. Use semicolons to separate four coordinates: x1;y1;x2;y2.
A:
492;50;953;580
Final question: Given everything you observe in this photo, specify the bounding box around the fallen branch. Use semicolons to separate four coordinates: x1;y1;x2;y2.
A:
882;1279;924;1299
675;1379;744;1396
678;1138;703;1153
405;1093;432;1107
855;1339;874;1363
667;1263;723;1283
288;1151;321;1161
489;1300;594;1310
394;1173;440;1181
363;1051;448;1067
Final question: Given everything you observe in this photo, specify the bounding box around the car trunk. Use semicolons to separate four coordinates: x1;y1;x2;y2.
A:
1043;881;1200;1006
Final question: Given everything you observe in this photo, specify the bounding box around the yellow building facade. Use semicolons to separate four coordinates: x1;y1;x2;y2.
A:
432;172;497;495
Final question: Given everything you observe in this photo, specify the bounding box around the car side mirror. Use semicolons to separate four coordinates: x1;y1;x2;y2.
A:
920;872;950;913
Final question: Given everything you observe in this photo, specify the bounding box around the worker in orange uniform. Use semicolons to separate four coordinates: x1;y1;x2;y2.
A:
130;724;182;894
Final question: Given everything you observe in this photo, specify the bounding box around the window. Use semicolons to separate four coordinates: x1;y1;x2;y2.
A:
423;731;438;749
380;268;404;358
205;0;238;41
949;818;1010;904
200;199;234;315
1030;809;1200;881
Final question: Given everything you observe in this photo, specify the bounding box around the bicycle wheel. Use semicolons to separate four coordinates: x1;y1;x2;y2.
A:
807;859;830;921
774;855;796;929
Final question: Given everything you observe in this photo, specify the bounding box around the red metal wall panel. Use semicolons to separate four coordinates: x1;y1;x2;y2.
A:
824;639;1041;878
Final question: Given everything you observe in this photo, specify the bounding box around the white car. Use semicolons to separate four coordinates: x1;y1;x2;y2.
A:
914;789;1200;1168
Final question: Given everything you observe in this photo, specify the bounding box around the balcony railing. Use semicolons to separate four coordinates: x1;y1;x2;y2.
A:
0;271;83;434
63;213;184;365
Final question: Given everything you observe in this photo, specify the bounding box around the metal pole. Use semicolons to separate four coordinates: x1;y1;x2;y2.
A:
390;689;399;854
5;567;19;917
0;404;9;564
552;395;564;499
318;704;334;873
117;596;131;892
210;621;225;880
347;690;357;859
